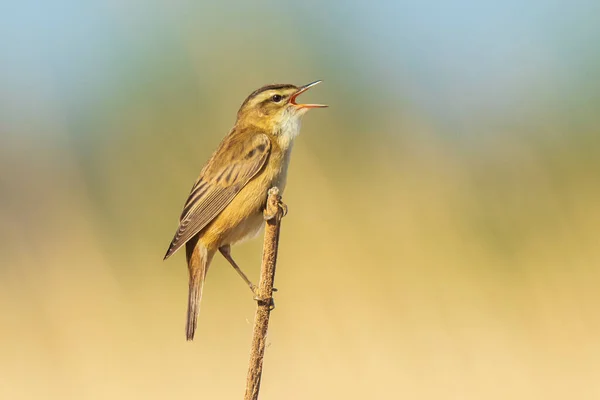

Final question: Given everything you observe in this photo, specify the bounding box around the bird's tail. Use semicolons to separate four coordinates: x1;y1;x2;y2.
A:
186;271;203;341
185;237;213;341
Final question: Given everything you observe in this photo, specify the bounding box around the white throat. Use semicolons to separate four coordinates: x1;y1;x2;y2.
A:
276;109;305;150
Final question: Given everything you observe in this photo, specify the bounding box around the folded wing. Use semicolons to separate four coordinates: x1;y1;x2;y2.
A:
164;133;271;259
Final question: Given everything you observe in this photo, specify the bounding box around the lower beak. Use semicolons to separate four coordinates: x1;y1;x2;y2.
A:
290;80;328;109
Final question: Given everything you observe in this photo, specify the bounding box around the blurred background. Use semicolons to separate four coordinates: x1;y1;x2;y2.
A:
1;1;599;399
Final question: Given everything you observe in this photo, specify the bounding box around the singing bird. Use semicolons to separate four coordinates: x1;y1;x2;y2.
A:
164;81;327;340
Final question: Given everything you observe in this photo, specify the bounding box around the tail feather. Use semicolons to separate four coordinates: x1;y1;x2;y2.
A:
185;237;213;341
186;270;204;341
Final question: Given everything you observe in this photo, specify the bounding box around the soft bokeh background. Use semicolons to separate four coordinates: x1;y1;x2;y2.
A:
1;1;599;399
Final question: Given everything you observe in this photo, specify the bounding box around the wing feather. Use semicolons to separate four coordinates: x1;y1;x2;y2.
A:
164;133;271;259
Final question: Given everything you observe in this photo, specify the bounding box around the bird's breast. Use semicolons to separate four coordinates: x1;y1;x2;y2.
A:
199;145;293;249
270;146;293;194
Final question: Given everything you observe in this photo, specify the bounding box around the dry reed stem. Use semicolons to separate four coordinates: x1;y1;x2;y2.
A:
244;187;284;400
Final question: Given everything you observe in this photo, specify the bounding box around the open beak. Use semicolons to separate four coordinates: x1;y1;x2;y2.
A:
290;80;328;109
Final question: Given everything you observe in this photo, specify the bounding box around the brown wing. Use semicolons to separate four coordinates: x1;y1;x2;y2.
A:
164;133;271;259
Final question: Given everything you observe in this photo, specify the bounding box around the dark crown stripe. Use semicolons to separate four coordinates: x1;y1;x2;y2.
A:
239;83;297;109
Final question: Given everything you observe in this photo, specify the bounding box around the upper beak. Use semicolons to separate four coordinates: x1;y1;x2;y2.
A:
290;80;328;109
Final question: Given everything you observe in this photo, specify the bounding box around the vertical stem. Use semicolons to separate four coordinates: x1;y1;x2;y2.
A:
244;187;284;400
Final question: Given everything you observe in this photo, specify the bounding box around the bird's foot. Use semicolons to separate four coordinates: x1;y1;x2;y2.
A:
254;295;276;311
263;187;287;221
263;199;288;220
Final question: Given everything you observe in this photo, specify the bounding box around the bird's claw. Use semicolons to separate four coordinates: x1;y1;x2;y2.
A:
278;201;288;217
263;199;288;220
253;295;276;311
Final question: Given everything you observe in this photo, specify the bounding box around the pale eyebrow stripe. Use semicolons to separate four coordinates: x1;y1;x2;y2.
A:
255;91;293;105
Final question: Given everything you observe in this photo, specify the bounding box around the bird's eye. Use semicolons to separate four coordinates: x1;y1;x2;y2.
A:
271;94;283;103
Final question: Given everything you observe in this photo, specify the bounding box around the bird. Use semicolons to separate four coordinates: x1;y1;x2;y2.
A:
164;81;327;340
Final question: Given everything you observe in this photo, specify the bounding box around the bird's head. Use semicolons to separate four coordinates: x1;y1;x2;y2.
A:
236;81;327;136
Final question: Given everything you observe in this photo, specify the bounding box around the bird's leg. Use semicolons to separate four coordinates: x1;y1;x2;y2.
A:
219;245;258;295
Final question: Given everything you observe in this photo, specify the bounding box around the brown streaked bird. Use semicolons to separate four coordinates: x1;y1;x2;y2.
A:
164;81;327;340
